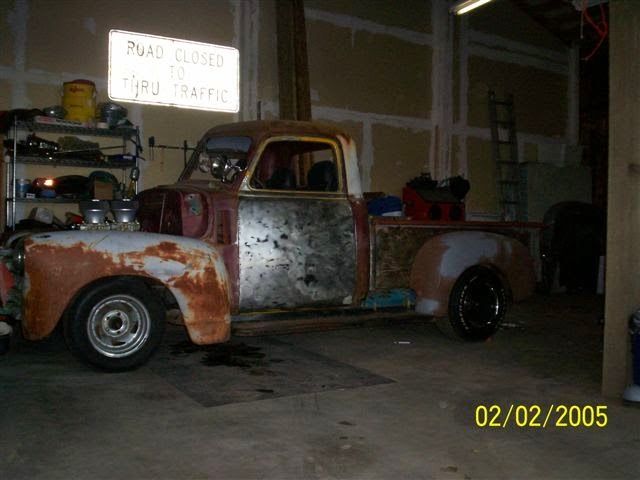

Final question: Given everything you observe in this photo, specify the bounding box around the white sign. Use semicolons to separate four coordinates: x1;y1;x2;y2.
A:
108;30;239;112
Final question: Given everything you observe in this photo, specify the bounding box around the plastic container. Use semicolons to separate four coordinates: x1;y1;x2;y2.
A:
98;102;128;128
0;321;12;355
623;310;640;402
368;195;403;216
16;178;30;198
62;79;96;122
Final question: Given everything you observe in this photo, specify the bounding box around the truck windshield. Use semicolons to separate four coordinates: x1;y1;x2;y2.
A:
180;136;252;182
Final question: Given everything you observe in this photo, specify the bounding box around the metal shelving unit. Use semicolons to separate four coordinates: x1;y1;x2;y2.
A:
15;119;136;137
14;155;136;169
5;118;140;229
13;197;97;204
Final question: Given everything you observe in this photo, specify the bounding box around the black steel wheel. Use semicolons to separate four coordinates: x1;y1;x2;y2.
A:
437;268;506;341
64;278;165;371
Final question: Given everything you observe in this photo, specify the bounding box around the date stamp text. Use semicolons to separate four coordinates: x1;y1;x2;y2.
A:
474;405;608;428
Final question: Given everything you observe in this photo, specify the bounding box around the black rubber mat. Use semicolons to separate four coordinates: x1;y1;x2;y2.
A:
150;327;394;407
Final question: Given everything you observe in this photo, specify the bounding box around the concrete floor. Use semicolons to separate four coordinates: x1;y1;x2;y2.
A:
1;293;639;479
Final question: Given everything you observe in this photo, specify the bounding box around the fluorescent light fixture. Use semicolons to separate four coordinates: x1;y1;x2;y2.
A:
450;0;495;15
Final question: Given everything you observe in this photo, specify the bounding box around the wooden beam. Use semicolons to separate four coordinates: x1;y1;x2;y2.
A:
603;0;640;397
293;0;311;121
276;0;311;121
276;0;295;120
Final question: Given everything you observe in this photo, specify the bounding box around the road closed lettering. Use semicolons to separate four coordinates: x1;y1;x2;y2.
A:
108;30;239;112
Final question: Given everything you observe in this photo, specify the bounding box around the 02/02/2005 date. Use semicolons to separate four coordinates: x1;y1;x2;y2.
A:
475;405;608;428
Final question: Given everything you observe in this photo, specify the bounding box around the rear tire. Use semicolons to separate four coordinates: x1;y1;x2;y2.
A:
64;278;165;371
438;268;506;341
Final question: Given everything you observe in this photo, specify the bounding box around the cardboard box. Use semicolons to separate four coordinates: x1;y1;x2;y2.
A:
92;180;113;200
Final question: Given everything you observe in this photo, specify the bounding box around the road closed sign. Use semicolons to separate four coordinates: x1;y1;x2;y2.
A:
108;30;239;112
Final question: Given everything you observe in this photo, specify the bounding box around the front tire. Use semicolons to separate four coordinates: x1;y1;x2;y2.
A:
64;278;165;371
437;268;506;341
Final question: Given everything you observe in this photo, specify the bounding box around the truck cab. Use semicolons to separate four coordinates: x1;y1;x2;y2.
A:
138;121;371;313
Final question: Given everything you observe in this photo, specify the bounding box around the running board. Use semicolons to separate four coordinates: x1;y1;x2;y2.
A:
232;310;424;337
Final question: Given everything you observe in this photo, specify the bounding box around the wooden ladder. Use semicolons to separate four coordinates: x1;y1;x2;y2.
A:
488;90;522;222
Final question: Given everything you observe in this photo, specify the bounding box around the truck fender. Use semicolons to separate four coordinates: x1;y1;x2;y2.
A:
409;231;536;316
22;231;230;344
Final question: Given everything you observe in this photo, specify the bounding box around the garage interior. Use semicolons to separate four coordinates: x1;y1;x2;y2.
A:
1;0;639;478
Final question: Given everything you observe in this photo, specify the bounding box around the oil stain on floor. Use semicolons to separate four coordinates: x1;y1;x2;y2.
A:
150;326;393;407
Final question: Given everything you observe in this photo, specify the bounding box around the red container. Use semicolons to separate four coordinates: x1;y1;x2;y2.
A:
403;187;465;222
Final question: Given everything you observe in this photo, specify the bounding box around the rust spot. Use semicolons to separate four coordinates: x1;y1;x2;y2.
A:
143;241;182;257
171;262;230;344
351;198;370;304
137;242;203;266
24;241;124;339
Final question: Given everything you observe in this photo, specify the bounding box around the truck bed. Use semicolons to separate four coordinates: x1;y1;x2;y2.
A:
370;217;543;290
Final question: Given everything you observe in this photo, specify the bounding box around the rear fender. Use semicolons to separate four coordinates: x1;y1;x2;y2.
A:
409;231;535;316
22;231;230;344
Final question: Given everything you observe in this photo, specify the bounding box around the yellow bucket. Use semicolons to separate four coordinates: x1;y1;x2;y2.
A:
62;79;96;122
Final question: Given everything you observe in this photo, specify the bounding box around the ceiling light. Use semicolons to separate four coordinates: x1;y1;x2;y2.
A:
450;0;495;15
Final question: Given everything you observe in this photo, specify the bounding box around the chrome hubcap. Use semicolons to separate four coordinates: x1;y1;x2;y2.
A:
87;295;151;358
461;276;501;328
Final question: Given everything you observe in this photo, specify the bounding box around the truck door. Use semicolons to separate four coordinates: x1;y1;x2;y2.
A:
237;137;356;311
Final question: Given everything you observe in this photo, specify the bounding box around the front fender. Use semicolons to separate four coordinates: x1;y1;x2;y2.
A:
23;231;230;344
409;231;535;316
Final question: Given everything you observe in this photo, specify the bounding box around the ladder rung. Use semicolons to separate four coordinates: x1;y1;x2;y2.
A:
499;180;519;185
497;140;514;145
498;161;519;165
492;100;513;106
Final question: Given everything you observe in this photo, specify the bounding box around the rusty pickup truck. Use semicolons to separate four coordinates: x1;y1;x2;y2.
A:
0;120;537;371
